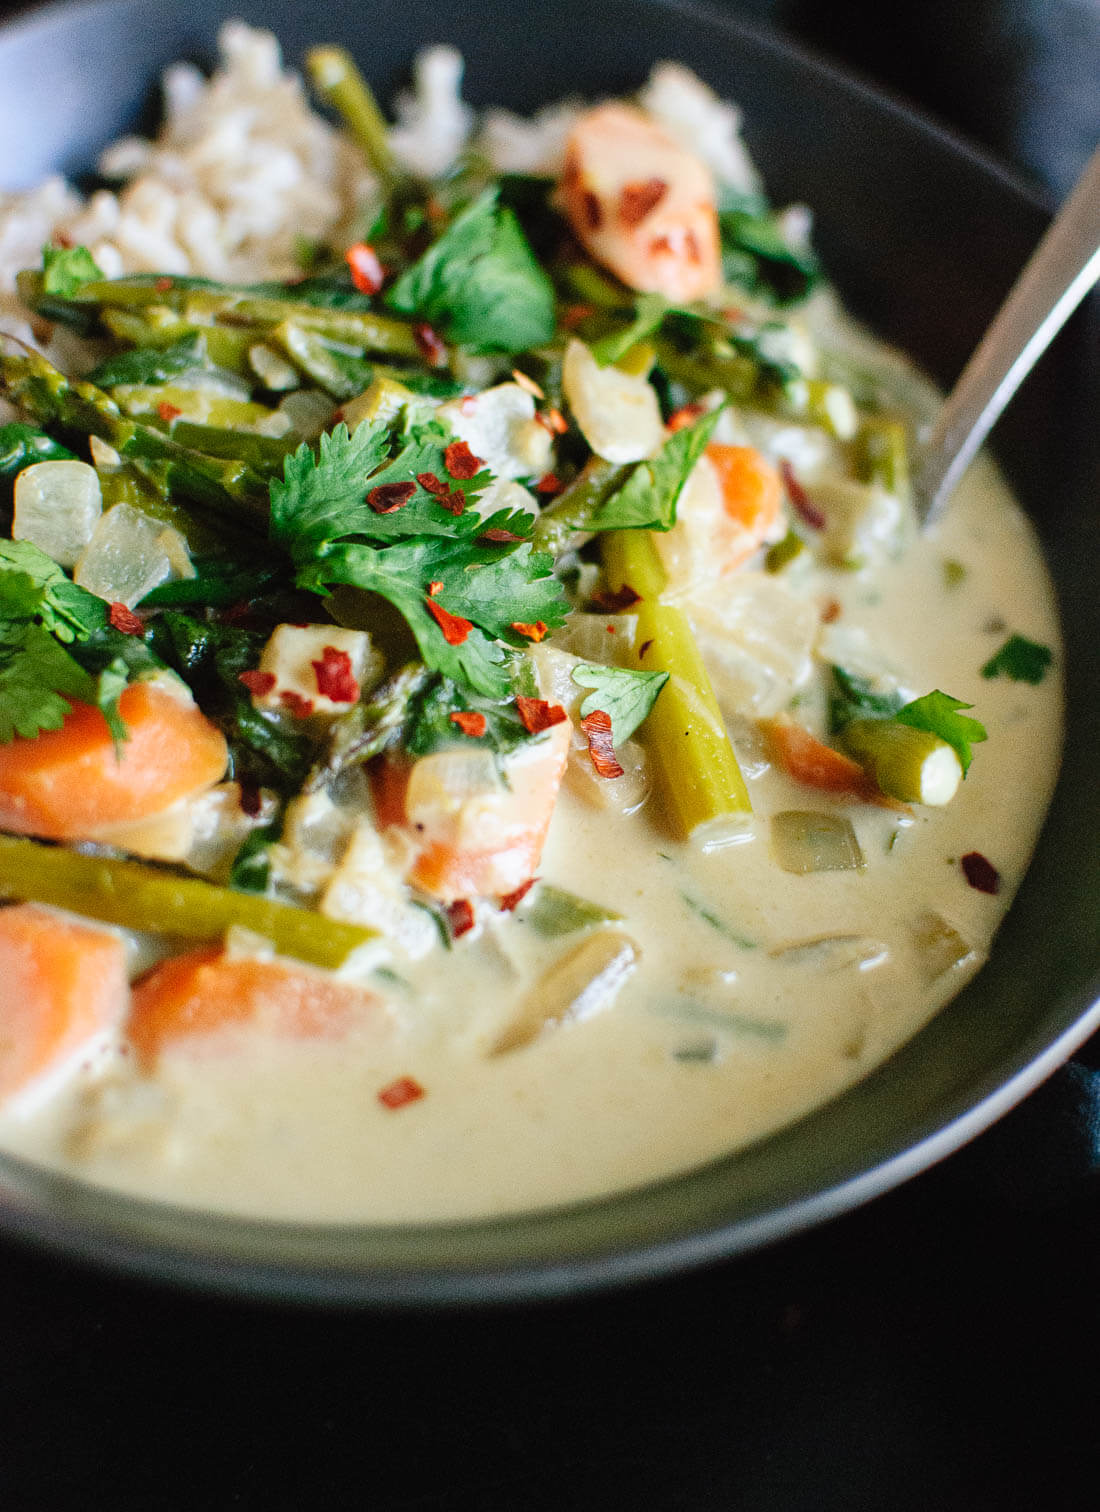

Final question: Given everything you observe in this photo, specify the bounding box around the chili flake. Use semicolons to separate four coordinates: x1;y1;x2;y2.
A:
156;401;181;423
511;621;548;642
479;527;527;544
820;598;842;624
378;1076;425;1110
444;440;483;479
154;276;173;293
535;407;569;436
961;851;1000;895
780;459;826;530
515;696;568;734
449;710;488;738
535;473;564;496
414;322;447;367
561;303;595;329
345;241;384;295
590;584;641;613
498;878;536;912
581;190;603;231
427;579;444;597
416;471;448;496
312;646;360;704
238;782;263;818
445;899;476;938
239;669;276;697
107;602;144;636
619;177;668;226
437;488;466;516
367;480;416;513
581;709;624;778
667;402;706;433
425;597;472;645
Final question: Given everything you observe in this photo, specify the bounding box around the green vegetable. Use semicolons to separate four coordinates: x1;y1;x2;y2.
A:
524;884;623;936
0;833;374;969
41;243;103;298
828;665;904;733
305;45;398;188
680;892;756;948
228;822;280;894
765;530;804;573
404;671;536;759
718;210;819;305
981;633;1053;685
304;662;432;793
87;334;205;389
386;187;556;354
0;422;76;482
570;662;669;746
895;690;986;775
840;718;962;806
0;620;102;742
590;294;669;367
856;416;909;496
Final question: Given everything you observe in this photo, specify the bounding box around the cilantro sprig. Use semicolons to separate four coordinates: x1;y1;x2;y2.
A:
981;633;1053;685
895;691;987;774
570;663;669;746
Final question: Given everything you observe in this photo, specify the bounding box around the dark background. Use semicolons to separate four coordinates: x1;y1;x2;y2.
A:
1;2;1098;1507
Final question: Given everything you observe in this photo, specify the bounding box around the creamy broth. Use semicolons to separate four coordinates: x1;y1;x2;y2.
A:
0;31;1063;1225
0;455;1061;1221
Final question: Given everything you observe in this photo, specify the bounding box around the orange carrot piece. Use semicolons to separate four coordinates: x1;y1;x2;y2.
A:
0;683;228;841
128;948;381;1063
705;443;783;570
761;714;879;799
0;904;127;1104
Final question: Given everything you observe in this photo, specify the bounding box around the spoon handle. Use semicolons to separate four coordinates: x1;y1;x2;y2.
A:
919;145;1100;525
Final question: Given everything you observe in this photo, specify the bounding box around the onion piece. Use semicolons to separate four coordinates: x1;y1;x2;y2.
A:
13;460;102;568
908;911;976;981
491;929;639;1053
770;810;864;874
73;501;179;606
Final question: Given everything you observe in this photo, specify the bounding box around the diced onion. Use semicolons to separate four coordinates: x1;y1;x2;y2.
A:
13;460;102;568
562;339;664;464
909;911;976;981
770;810;864;874
73;501;176;606
491;929;639;1053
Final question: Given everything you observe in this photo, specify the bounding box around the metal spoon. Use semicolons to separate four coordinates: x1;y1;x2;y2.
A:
917;144;1100;525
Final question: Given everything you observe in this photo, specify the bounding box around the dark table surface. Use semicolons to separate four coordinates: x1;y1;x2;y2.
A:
2;3;1098;1506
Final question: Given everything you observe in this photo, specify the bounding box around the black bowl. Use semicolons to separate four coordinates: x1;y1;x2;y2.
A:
0;0;1096;1304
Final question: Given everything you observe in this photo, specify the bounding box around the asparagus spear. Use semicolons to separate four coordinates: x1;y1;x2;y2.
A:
855;416;910;497
529;456;627;557
0;834;374;969
600;529;752;840
306;45;399;189
0;348;270;524
840;717;961;805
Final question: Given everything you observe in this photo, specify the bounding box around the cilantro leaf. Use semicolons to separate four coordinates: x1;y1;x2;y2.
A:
386;187;556;354
41;243;103;298
589;407;724;533
895;691;987;775
0;621;98;741
828;665;904;734
404;672;536;759
718;210;820;305
0;423;75;486
981;633;1053;685
87;335;205;390
591;294;669;367
0;539;111;641
570;663;669;745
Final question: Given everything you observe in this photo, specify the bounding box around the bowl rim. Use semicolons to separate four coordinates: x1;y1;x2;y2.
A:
0;0;1095;1307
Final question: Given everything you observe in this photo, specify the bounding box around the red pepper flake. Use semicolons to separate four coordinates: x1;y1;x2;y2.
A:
515;696;567;734
312;646;360;704
107;601;144;636
606;625;616;634
590;584;641;613
425;597;472;645
52;230;74;249
581;190;603;231
581;709;624;778
780;459;826;530
416;471;448;496
619;177;668;226
961;851;1000;894
510;620;548;643
444;439;483;479
344;241;384;295
561;303;595;329
535;473;563;497
449;710;487;738
280;690;315;718
667;402;706;433
156;400;182;423
511;369;544;399
427;579;444;597
221;599;256;626
445;899;476;938
479;527;527;544
498;878;535;912
367;480;416;514
378;1076;425;1110
238;782;263;818
239;669;276;697
154;276;173;293
638;638;654;659
820;598;842;624
414;322;447;367
437;488;466;516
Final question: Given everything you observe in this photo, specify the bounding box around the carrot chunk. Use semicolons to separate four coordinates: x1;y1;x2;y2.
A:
0;904;127;1105
705;443;783;570
761;714;879;798
128;949;381;1063
0;683;228;841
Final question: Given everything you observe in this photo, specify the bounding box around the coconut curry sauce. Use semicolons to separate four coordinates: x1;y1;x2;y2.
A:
0;45;1062;1222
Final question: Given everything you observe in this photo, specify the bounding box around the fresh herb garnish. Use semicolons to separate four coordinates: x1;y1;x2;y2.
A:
718;209;820;305
828;665;904;733
41;243;103;298
981;633;1053;685
386;186;556;354
570;663;668;746
895;690;987;775
680;892;757;949
590;293;669;367
588;406;723;533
